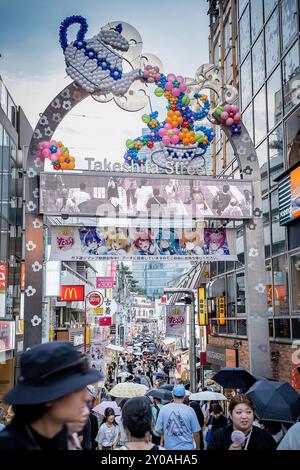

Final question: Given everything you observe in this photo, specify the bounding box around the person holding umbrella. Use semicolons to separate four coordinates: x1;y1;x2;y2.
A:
207;395;276;450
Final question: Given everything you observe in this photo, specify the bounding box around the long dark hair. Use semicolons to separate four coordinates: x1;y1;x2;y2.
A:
102;407;117;426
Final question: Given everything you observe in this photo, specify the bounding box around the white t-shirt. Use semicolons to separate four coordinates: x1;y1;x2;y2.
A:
95;422;120;447
73;190;90;207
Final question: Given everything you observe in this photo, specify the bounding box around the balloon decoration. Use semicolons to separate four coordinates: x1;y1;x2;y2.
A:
38;140;75;171
124;68;215;169
213;104;241;135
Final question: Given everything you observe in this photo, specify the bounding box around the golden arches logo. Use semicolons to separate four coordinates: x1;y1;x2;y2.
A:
64;287;77;299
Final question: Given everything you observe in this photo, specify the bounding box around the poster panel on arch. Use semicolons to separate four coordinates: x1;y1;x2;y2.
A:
49;226;237;261
166;305;186;338
40;172;252;219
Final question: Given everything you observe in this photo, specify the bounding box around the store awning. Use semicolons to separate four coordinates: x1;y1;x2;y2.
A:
207;278;225;297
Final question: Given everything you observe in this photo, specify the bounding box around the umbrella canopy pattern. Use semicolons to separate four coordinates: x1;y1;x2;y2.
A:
147;389;173;401
189;391;227;401
93;400;121;416
154;371;169;378
159;384;174;391
246;379;300;423
212;367;257;390
108;382;148;398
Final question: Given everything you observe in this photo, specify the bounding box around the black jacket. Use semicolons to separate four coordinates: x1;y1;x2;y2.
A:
207;424;277;450
0;418;68;450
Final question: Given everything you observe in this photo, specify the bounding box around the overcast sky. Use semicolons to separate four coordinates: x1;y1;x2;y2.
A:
0;0;209;167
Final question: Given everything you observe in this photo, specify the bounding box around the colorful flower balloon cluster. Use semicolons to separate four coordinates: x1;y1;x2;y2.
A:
38;140;75;170
124;68;215;166
213;104;242;135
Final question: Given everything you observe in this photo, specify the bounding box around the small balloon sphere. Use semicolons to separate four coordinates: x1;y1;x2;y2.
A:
220;112;228;121
154;87;164;97
126;139;134;149
162;135;170;145
147;141;154;149
142;114;150;123
182;95;190;105
226;117;234;126
41;148;51;159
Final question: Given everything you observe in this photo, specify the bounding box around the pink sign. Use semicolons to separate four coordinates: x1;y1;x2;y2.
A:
96;277;114;289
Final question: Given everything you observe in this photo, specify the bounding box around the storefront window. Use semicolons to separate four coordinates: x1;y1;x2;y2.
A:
224;50;232;83
240;54;252;110
281;0;298;51
291;254;300;313
269;319;274;337
292;319;300;339
242;103;253;142
274;318;291;339
265;9;280;75
256;140;269;195
236;272;246;316
282;41;300;115
251;0;263;42
273;255;289;316
252;34;265;94
266;259;274;316
269;125;284;187
214;36;220;65
254;87;267;145
227;320;237;335
226;274;236;317
267;67;282;131
224;18;230;55
239;6;251;62
262;196;271;258
237;319;247;336
271;189;286;255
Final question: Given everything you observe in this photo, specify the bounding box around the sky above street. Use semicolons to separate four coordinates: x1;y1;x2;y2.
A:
0;0;209;166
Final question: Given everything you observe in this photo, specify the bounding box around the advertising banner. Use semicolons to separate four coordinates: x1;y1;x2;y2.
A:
58;285;85;301
0;263;7;290
40;172;252;220
278;164;300;225
96;277;114;289
166;305;186;338
50;226;237;261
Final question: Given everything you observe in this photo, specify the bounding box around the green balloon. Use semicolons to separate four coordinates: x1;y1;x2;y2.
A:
182;95;190;105
126;139;134;149
154;87;164;97
142;114;150;123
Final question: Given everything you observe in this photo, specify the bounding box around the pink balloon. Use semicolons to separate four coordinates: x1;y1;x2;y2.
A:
179;84;187;93
232;105;239;114
173;128;180;135
171;134;179;144
220;112;228;120
165;82;173;91
224;104;232;113
177;76;184;83
39;142;49;150
172;88;181;97
234;112;241;121
162;135;170;145
226;117;234;126
148;77;155;83
158;128;165;137
50;153;58;162
167;73;176;82
41;148;51;159
56;148;63;157
165;123;172;130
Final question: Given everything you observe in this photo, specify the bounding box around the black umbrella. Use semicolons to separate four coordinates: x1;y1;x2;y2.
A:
154;371;168;378
212;367;257;390
246;379;300;423
163;360;172;367
147;389;173;401
159;384;174;391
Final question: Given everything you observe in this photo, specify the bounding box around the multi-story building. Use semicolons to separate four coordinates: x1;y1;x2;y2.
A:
206;0;300;386
0;76;32;401
131;261;190;298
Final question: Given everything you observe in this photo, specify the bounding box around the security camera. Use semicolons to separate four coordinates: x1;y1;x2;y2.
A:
61;214;69;220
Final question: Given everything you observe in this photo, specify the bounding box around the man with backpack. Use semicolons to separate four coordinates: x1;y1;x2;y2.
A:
151;397;163;445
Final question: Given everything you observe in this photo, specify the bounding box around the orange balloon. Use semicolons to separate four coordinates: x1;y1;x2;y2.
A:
183;138;189;146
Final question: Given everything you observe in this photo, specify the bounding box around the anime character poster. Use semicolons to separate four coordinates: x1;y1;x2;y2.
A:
166;305;186;338
50;226;237;260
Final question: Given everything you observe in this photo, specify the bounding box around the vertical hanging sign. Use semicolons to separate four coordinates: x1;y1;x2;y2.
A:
198;287;208;326
166;304;186;337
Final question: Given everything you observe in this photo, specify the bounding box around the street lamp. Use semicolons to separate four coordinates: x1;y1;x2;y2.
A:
164;288;196;392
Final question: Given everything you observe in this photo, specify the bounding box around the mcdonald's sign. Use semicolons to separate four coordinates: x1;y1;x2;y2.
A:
58;285;85;301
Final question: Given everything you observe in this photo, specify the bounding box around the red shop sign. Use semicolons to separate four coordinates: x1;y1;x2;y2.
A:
0;263;7;290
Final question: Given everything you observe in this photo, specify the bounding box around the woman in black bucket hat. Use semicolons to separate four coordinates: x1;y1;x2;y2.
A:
0;341;100;450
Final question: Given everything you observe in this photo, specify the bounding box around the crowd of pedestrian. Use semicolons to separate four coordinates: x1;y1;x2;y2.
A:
0;339;299;451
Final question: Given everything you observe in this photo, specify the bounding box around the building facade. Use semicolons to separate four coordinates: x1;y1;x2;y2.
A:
206;0;300;386
0;76;32;401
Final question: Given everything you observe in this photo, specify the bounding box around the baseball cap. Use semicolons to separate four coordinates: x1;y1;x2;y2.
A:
172;384;186;397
